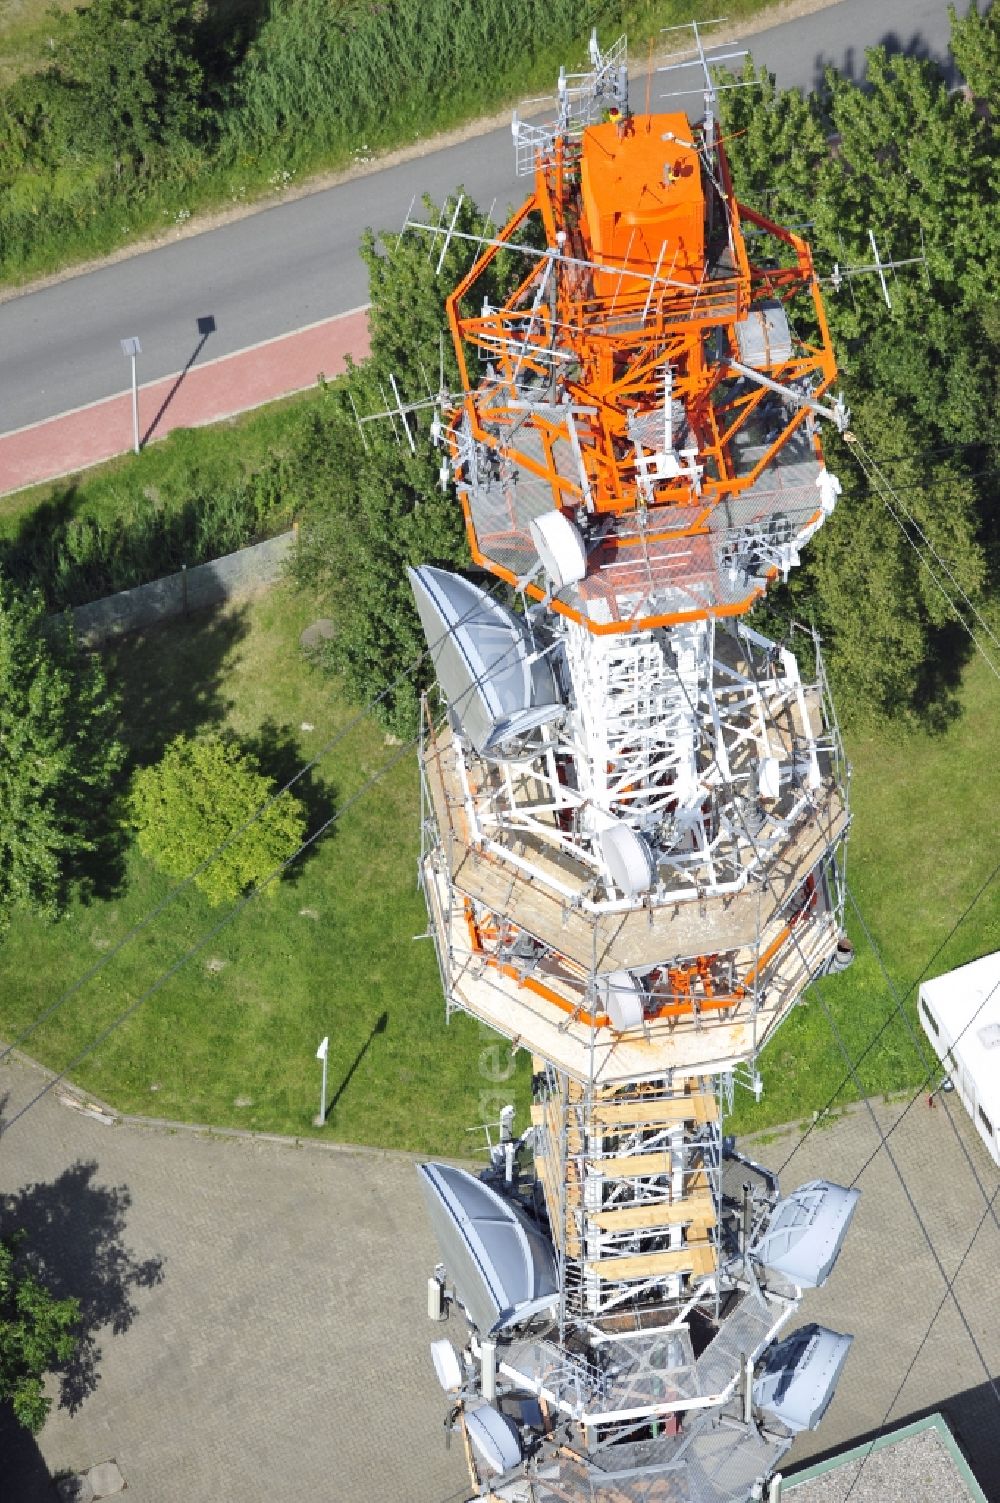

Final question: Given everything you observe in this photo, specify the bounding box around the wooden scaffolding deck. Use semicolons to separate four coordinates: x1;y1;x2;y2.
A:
531;1070;722;1301
423;856;840;1084
422;722;848;972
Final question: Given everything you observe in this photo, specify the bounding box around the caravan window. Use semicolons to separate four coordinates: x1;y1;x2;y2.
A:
920;998;940;1036
979;1105;994;1139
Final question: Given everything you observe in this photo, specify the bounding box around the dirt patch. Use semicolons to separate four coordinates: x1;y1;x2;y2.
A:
300;619;336;652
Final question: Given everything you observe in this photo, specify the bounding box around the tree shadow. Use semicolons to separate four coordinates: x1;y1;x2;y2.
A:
0;487;85;605
811;27;961;94
1;471;288;616
196;0;276;104
102;601;250;769
0;1404;58;1501
0;1160;164;1416
327;1010;388;1119
240;716;337;883
909;618;974;733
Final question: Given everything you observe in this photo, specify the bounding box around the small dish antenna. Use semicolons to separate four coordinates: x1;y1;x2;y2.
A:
599;823;658;896
529;510;588;588
430;1339;463;1393
597;970;644;1031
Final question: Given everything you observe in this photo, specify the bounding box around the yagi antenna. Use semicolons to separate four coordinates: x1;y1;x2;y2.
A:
396;194;416;253
351;372;459;487
435;194;465;277
827;227;928;311
656;19;758;145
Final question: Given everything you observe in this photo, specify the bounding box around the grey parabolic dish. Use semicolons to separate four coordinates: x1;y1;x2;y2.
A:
753;1323;853;1433
750;1179;860;1289
417;1162;559;1334
408;566;562;753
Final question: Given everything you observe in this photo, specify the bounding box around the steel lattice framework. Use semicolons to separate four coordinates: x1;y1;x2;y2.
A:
406;28;860;1503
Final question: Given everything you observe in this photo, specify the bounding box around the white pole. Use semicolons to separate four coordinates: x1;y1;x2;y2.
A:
314;1035;329;1126
131;352;140;454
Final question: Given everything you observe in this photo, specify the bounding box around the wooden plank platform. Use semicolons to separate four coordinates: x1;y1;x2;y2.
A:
591;1190;716;1232
586;1242;717;1281
423;723;849;972
587;1150;673;1178
425;859;841;1083
590;1094;718;1128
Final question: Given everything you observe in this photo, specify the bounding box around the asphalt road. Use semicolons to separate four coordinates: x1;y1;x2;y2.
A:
0;0;973;436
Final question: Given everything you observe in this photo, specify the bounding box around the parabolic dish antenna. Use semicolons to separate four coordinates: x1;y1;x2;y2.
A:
529;509;588;588
464;1403;524;1474
596;970;644;1031
599;823;658;896
408;566;563;754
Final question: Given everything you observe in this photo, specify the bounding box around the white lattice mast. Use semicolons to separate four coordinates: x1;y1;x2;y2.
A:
408;28;860;1503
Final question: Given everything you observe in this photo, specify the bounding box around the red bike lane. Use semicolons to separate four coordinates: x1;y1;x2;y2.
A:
0;306;370;496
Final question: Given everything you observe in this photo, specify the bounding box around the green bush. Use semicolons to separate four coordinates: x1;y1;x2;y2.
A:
129;732;307;904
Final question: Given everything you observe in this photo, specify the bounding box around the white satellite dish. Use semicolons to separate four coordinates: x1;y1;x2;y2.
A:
430;1338;463;1393
529;510;588;588
758;757;781;802
464;1402;524;1474
599;823;657;896
598;970;644;1031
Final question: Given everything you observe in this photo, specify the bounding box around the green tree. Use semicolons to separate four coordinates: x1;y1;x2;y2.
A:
810;402;986;723
716;59;828;225
292;194;523;735
0;578;124;936
0;1234;79;1434
129;733;306;904
949;2;1000;108
52;0;209;168
291;392;467;737
719;26;997;724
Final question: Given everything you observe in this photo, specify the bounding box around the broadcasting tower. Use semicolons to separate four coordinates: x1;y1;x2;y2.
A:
408;31;860;1503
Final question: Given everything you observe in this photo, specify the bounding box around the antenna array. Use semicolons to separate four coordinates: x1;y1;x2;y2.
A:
401;33;868;1499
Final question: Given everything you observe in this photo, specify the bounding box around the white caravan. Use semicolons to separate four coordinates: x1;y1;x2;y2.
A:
919;952;1000;1169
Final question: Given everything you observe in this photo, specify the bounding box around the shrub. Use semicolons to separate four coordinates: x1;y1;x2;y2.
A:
129;733;307;904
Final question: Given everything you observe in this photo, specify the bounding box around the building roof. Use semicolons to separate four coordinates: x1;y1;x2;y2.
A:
919;950;1000;1119
784;1414;987;1502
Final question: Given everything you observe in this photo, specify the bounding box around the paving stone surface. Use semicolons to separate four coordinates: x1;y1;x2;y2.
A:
2;1051;999;1502
0;1052;467;1503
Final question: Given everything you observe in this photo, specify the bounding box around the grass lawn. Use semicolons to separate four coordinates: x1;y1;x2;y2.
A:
730;650;1000;1136
0;581;529;1156
0;0;71;85
0;577;997;1153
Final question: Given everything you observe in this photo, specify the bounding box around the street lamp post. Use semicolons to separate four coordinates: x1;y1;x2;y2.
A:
120;336;142;454
314;1035;329;1126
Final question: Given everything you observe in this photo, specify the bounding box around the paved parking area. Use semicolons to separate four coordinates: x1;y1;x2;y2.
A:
2;1050;999;1502
0;1052;468;1503
765;1092;1000;1497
